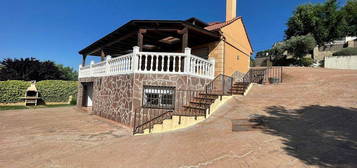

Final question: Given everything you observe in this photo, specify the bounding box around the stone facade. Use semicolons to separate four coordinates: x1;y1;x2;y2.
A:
132;74;211;113
78;74;212;128
92;75;134;127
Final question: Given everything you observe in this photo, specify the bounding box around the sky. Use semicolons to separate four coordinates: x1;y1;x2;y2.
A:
0;0;348;69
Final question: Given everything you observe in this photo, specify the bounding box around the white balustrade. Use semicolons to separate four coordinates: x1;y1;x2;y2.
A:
78;65;91;78
107;53;133;75
78;47;215;79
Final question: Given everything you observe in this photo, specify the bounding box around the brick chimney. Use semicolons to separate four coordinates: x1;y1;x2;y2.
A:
226;0;237;21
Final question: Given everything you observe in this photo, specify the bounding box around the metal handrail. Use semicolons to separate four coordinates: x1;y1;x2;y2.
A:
133;110;173;134
133;98;174;134
205;74;233;97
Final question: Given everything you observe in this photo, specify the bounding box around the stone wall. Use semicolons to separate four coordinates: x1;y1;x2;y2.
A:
92;74;134;127
347;40;357;48
255;57;270;67
78;74;212;128
78;75;134;127
132;74;212;112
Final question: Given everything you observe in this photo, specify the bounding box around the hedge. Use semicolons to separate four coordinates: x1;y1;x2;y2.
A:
0;80;30;103
0;80;78;103
37;80;78;102
332;48;357;56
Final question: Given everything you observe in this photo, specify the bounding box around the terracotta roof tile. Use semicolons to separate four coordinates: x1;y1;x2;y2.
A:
205;17;242;31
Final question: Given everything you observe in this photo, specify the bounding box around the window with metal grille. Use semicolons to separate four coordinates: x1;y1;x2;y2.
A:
142;86;175;109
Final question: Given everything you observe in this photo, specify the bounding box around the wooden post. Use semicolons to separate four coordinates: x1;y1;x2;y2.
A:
137;29;146;52
82;54;87;66
182;27;188;53
100;50;105;61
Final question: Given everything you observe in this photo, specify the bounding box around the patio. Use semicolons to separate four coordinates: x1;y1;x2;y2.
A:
1;67;357;168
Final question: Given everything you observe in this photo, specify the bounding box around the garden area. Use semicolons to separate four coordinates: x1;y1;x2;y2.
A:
0;58;78;110
0;80;78;110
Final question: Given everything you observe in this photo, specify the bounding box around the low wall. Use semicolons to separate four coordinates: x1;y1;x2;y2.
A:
324;55;357;70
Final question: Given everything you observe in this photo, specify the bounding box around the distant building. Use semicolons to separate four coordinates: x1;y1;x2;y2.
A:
255;36;357;67
314;36;357;62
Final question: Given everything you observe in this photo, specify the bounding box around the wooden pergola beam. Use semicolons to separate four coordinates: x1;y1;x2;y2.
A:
100;50;105;61
86;31;137;56
181;27;188;52
82;54;87;66
137;30;144;51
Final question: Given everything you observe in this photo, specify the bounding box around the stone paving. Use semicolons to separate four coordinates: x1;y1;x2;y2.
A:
1;67;357;168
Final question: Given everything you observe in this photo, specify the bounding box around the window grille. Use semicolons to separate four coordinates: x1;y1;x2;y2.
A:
142;86;175;109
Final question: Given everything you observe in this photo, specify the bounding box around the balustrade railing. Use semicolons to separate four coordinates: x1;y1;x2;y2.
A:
79;47;215;79
242;66;283;84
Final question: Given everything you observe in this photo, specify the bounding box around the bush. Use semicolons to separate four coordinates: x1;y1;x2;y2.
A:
298;57;314;66
333;48;357;56
0;80;30;103
70;95;77;105
0;80;78;103
37;80;78;102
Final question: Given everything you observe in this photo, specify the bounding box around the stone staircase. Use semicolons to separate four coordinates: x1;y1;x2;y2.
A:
230;82;250;95
182;93;220;115
134;74;234;135
138;96;232;135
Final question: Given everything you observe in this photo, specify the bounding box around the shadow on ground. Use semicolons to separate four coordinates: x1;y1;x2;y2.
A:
260;105;357;168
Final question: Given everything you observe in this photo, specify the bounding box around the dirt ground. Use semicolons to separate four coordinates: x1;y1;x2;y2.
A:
1;67;357;168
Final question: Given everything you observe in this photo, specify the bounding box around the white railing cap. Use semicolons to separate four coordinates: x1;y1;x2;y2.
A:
133;46;140;53
184;48;191;55
208;57;216;63
106;55;112;60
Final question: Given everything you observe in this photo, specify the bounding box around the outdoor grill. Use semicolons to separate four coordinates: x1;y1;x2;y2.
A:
21;81;40;106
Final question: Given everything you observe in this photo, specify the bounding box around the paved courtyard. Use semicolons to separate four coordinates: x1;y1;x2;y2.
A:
1;67;357;168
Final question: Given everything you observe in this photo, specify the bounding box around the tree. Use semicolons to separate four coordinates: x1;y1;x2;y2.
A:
250;57;256;67
0;58;73;81
285;4;320;40
56;64;78;81
258;35;316;66
340;0;357;36
285;0;352;45
285;34;316;59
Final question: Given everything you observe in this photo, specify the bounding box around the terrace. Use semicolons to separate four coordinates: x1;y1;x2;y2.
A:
78;19;220;79
78;47;215;79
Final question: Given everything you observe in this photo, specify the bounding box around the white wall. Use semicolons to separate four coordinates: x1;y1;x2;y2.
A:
325;55;357;70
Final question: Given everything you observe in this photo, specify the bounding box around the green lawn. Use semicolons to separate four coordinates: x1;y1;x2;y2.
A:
0;104;75;111
0;105;29;111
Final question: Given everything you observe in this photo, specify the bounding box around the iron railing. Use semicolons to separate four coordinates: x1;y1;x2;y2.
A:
133;98;174;134
205;74;233;97
173;74;233;117
263;66;283;84
243;66;283;84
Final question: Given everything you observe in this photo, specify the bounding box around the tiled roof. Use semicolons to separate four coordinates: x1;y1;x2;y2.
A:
205;17;242;31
